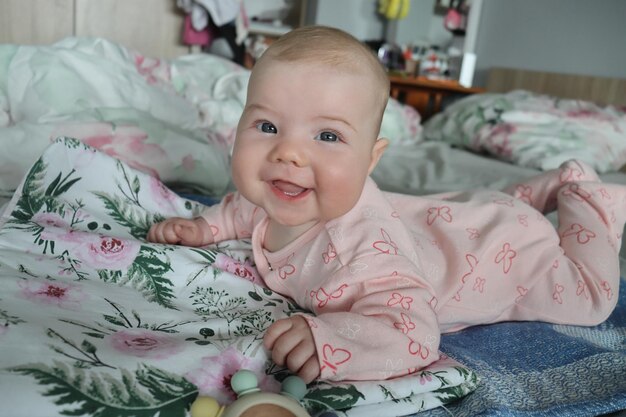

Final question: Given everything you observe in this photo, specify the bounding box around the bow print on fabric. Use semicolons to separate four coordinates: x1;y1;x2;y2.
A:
394;313;416;334
473;277;486;293
278;253;296;279
562;223;596;244
494;243;516;274
517;214;528;227
310;284;348;308
373;228;398;255
559;164;584;182
514;184;533;205
465;228;480;240
492;197;514;206
601;281;613;301
515;286;528;303
426;206;452;226
320;344;352;375
598;187;611;200
322;242;337;264
576;280;590;299
561;183;592;201
207;224;220;237
348;261;368;274
408;340;430;360
387;292;413;310
461;254;479;283
553;283;565;304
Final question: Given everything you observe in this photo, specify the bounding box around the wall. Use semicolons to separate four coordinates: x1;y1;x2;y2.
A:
311;0;384;41
311;0;451;45
473;0;626;86
396;1;451;47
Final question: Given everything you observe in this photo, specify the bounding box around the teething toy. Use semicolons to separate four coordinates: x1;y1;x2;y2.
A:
189;369;311;417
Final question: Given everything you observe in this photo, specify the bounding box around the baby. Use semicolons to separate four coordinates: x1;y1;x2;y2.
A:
148;25;626;383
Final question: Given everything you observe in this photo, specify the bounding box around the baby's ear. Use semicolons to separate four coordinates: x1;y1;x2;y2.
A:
368;138;389;175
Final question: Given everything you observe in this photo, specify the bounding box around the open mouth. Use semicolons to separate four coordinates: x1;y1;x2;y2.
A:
270;180;311;200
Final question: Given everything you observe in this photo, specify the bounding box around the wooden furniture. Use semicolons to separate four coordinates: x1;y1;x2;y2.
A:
389;74;484;120
0;0;189;58
487;67;626;107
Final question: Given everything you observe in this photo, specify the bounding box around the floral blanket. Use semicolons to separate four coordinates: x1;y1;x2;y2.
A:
422;90;626;173
0;138;478;417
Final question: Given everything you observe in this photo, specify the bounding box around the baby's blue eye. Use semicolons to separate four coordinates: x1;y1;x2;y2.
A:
257;121;277;134
316;131;339;142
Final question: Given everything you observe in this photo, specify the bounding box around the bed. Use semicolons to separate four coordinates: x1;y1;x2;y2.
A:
0;32;625;417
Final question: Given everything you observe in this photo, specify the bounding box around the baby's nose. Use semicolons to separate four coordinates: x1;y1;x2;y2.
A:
270;138;308;167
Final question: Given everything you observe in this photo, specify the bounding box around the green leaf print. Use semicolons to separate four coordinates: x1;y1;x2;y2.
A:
0;302;25;326
302;384;365;414
55;136;94;151
61;298;193;337
115;160;143;206
187;248;219;285
45;169;82;198
9;361;197;417
125;246;177;310
6;157;47;225
433;370;479;403
94;191;161;239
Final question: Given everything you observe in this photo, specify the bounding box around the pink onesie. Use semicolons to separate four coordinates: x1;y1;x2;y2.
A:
200;160;625;381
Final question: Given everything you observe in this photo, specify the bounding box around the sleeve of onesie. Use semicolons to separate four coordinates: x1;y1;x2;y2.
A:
305;259;441;381
198;192;263;242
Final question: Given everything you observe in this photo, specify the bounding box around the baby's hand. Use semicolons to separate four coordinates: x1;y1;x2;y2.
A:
147;217;213;247
264;315;320;383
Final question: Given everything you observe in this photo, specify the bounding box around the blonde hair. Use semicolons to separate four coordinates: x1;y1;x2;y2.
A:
253;25;390;132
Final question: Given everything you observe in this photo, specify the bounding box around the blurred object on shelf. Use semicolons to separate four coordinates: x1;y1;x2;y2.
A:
378;0;410;20
442;0;469;36
378;43;405;71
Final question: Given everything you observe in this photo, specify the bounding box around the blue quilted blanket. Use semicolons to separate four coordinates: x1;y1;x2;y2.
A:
419;279;626;417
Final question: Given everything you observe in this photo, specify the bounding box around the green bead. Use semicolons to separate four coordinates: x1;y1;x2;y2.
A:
230;370;260;396
281;375;307;400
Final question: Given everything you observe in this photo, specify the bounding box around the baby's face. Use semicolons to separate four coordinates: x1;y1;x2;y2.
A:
231;60;386;229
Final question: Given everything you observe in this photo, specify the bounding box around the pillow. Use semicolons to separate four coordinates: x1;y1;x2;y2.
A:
0;38;242;197
422;90;626;173
380;98;423;145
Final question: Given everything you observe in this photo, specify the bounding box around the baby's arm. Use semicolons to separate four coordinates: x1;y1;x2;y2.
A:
147;217;214;246
147;192;261;246
264;264;441;382
263;316;320;383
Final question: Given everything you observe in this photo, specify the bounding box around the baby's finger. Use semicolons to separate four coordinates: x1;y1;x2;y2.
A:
147;225;158;242
158;223;182;244
263;319;293;350
297;355;321;384
285;339;317;374
148;224;169;243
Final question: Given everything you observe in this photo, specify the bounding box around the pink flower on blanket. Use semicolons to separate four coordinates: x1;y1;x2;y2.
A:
419;372;433;385
18;279;87;310
109;329;183;359
484;123;515;157
150;177;179;211
53;122;166;179
32;212;70;240
566;109;613;123
182;155;196;172
185;347;279;403
133;54;171;85
214;254;261;284
71;233;141;270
